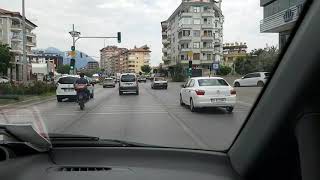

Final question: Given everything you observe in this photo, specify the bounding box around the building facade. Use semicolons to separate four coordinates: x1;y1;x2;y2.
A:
0;8;37;81
127;45;151;74
260;0;305;49
161;0;223;76
86;61;99;71
222;42;248;67
100;46;120;74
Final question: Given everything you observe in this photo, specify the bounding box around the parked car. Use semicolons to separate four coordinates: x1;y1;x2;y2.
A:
103;78;116;88
0;76;9;84
56;75;94;102
119;73;139;95
151;77;168;89
234;72;270;87
138;76;147;83
180;77;236;112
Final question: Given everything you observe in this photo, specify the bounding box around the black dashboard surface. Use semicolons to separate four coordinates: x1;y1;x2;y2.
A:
0;147;241;180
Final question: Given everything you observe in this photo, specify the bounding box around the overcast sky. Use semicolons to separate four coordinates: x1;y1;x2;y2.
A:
2;0;277;66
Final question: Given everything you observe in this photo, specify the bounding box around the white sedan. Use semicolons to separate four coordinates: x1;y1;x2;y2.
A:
180;77;236;113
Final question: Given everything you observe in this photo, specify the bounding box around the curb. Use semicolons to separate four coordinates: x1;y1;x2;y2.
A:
0;95;56;109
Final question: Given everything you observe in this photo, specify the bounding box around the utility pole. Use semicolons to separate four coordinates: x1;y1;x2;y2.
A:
22;0;27;83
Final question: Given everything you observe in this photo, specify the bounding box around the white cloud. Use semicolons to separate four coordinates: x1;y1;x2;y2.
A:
1;0;278;66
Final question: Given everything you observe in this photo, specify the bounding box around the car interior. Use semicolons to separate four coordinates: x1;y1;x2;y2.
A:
0;0;319;179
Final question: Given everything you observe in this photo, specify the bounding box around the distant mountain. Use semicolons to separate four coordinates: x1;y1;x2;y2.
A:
63;50;96;69
33;47;98;69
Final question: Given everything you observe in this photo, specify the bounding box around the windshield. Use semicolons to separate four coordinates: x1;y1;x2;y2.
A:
0;0;304;152
155;77;166;81
121;75;136;82
58;77;78;84
198;79;228;86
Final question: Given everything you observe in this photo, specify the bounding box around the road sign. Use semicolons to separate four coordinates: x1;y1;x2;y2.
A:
68;51;76;58
212;63;220;71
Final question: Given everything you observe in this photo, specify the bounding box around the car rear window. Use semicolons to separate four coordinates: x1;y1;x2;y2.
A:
105;79;113;82
58;77;78;84
155;77;165;81
198;79;229;86
121;75;136;82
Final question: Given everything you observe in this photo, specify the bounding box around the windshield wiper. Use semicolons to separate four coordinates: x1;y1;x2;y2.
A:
49;133;162;148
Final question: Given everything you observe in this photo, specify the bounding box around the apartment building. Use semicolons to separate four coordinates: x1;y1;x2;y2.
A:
100;46;120;74
0;8;37;81
127;45;151;74
222;42;248;67
86;61;99;71
260;0;305;49
161;0;223;76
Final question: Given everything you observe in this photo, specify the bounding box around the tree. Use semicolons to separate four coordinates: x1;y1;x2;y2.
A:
0;44;13;76
217;65;232;76
234;47;279;75
57;65;70;74
141;65;151;74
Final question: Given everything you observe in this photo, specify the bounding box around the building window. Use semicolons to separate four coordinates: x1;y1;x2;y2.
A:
203;18;211;24
203;30;213;37
0;29;2;39
193;53;200;60
181;17;192;24
215;22;218;28
193;30;200;37
181;43;189;49
0;18;3;24
193;6;201;13
193;19;201;25
203;42;212;48
193;42;200;49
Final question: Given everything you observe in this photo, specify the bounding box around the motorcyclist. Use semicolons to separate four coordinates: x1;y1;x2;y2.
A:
74;73;90;100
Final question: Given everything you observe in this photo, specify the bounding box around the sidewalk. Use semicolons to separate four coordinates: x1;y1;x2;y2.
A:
0;93;56;108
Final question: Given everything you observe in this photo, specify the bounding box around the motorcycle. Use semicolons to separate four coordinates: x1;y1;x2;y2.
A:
75;84;89;110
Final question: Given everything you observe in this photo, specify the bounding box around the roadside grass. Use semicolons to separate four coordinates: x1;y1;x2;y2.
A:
0;92;55;106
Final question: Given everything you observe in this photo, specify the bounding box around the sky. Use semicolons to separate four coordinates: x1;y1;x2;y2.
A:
1;0;277;66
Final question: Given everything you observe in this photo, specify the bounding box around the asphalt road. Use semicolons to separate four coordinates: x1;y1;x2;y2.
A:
0;82;262;151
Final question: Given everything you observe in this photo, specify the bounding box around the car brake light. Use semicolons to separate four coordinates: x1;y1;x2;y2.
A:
195;90;205;96
230;89;236;95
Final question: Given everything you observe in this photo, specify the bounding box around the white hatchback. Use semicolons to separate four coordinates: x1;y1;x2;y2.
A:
180;77;236;112
234;72;270;87
56;75;94;102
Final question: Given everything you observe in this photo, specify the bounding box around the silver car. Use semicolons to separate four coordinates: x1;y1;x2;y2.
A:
103;78;116;88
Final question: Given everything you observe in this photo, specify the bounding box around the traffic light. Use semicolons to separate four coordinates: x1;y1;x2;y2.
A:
117;32;121;43
70;58;75;70
71;46;75;51
189;60;192;69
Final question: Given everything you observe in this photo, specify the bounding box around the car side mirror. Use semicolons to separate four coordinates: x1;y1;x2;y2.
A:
181;84;186;88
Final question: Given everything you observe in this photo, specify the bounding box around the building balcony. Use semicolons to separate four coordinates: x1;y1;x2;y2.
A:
201;24;214;29
180;12;193;17
181;60;201;65
11;36;22;42
162;39;170;45
180;48;192;52
162;31;167;36
201;59;214;64
202;12;215;17
26;41;36;47
178;24;193;29
260;3;304;33
26;32;36;37
201;36;214;41
178;36;192;42
201;47;215;52
162;48;168;53
11;24;22;31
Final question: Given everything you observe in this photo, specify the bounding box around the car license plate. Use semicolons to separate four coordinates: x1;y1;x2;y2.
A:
211;98;226;103
64;89;74;92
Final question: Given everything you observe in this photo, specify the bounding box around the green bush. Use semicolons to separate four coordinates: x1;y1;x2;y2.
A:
0;82;56;95
217;65;232;76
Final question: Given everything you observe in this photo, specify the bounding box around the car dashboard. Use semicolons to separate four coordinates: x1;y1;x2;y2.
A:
0;147;241;180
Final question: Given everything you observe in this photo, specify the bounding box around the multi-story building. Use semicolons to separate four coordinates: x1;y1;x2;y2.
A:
0;8;37;81
260;0;305;49
86;61;99;71
31;50;64;71
161;0;223;76
100;46;120;74
127;45;151;74
222;42;248;67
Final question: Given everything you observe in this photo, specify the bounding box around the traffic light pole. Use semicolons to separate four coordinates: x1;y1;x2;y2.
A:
69;24;121;75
